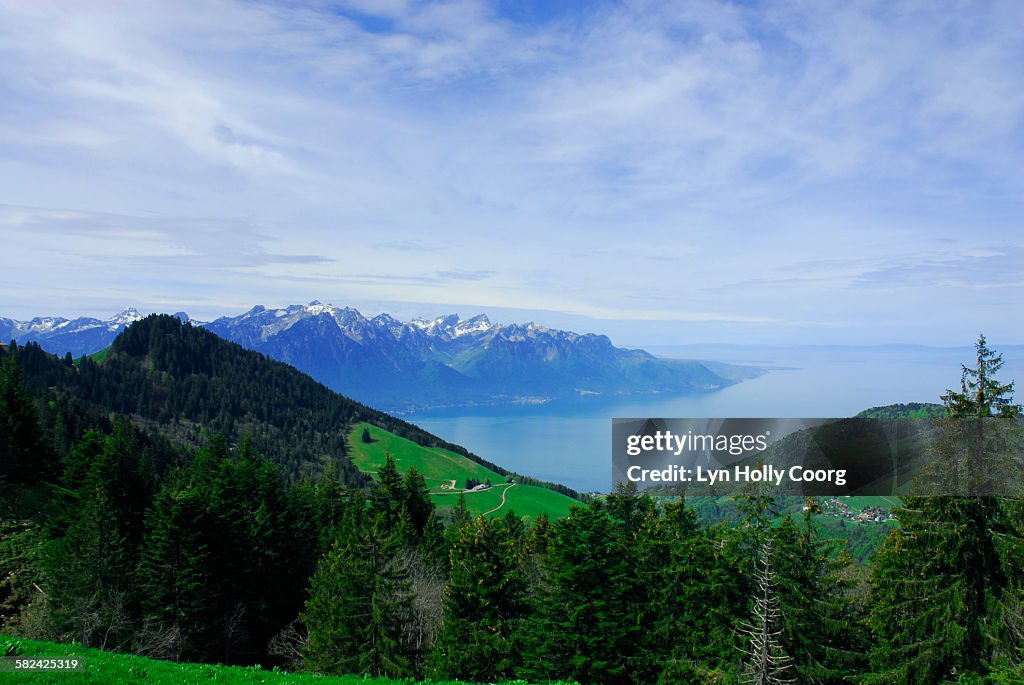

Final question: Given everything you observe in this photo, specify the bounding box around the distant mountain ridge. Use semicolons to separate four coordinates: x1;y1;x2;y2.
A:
0;307;151;358
203;301;761;412
3;302;762;413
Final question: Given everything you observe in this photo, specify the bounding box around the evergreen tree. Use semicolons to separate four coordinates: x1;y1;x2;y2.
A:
431;515;528;682
303;499;417;678
85;422;154;550
450;493;472;531
524;505;640;685
646;511;745;683
61;429;105;489
773;505;865;683
418;510;447;568
372;452;405;526
136;480;210;660
941;334;1020;418
45;484;133;649
0;353;55;483
528;511;552;555
402;466;433;538
868;336;1022;682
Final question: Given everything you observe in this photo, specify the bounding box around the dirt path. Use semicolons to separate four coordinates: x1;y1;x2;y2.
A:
482;482;516;516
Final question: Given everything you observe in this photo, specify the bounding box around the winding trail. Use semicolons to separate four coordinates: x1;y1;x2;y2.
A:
482;482;516;516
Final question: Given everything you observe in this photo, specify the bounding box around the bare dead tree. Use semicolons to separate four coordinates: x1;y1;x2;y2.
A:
97;590;132;652
223;601;248;664
67;589;131;652
392;547;444;655
738;538;794;685
134;616;182;661
267;617;308;671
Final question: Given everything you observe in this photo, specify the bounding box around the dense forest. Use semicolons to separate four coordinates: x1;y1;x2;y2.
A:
2;324;1024;684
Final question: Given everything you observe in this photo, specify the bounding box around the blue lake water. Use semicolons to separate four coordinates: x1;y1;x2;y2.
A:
406;345;1024;493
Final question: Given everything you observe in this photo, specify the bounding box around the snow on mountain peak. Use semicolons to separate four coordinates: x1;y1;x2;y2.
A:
110;307;143;324
304;302;336;317
23;316;69;334
454;314;493;337
408;313;494;338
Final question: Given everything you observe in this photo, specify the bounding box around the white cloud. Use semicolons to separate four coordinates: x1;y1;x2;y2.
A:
0;0;1021;344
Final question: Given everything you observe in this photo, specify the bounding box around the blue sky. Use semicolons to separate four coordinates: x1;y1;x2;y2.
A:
1;0;1021;346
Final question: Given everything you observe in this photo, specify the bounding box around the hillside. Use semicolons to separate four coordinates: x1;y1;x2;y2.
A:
348;423;577;519
855;402;946;419
5;315;580;499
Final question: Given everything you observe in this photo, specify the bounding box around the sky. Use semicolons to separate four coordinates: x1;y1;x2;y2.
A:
1;0;1022;347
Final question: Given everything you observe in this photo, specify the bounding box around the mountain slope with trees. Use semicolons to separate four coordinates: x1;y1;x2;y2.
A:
2;329;1024;683
2;315;579;498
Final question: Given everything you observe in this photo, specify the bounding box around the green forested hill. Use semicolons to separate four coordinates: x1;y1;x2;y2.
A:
855;402;946;418
6;315;579;498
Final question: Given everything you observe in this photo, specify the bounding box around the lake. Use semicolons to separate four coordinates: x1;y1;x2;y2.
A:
407;344;1024;493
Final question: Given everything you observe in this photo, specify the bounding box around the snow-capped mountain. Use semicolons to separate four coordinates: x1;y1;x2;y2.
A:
0;307;147;358
202;301;757;413
3;301;760;412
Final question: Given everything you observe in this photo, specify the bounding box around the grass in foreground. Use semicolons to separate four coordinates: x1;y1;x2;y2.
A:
0;635;558;684
348;423;576;520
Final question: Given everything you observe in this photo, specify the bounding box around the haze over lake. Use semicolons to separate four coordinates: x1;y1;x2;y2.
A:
408;344;1024;493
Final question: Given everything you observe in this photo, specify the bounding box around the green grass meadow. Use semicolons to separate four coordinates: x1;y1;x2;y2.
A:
347;423;576;520
0;636;560;685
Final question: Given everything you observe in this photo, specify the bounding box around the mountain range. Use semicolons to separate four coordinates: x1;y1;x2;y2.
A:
2;302;762;413
0;307;148;358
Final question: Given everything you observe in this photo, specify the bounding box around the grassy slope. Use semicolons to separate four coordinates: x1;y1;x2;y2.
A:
348;423;576;520
0;635;550;684
71;347;110;365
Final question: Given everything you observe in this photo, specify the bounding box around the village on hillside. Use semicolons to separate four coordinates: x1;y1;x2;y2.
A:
813;497;898;524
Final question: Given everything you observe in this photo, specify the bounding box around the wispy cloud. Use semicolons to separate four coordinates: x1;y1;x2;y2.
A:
0;1;1021;343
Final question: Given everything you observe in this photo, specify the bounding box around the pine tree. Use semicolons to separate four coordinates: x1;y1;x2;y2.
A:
0;353;55;483
361;517;417;678
402;466;433;538
430;515;528;682
45;484;133;649
450;492;472;531
303;519;373;674
634;498;745;683
136;480;210;660
528;511;552;555
303;504;417;678
772;504;866;683
868;336;1022;682
524;505;639;685
417;509;447;569
941;334;1020;418
372;452;405;526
